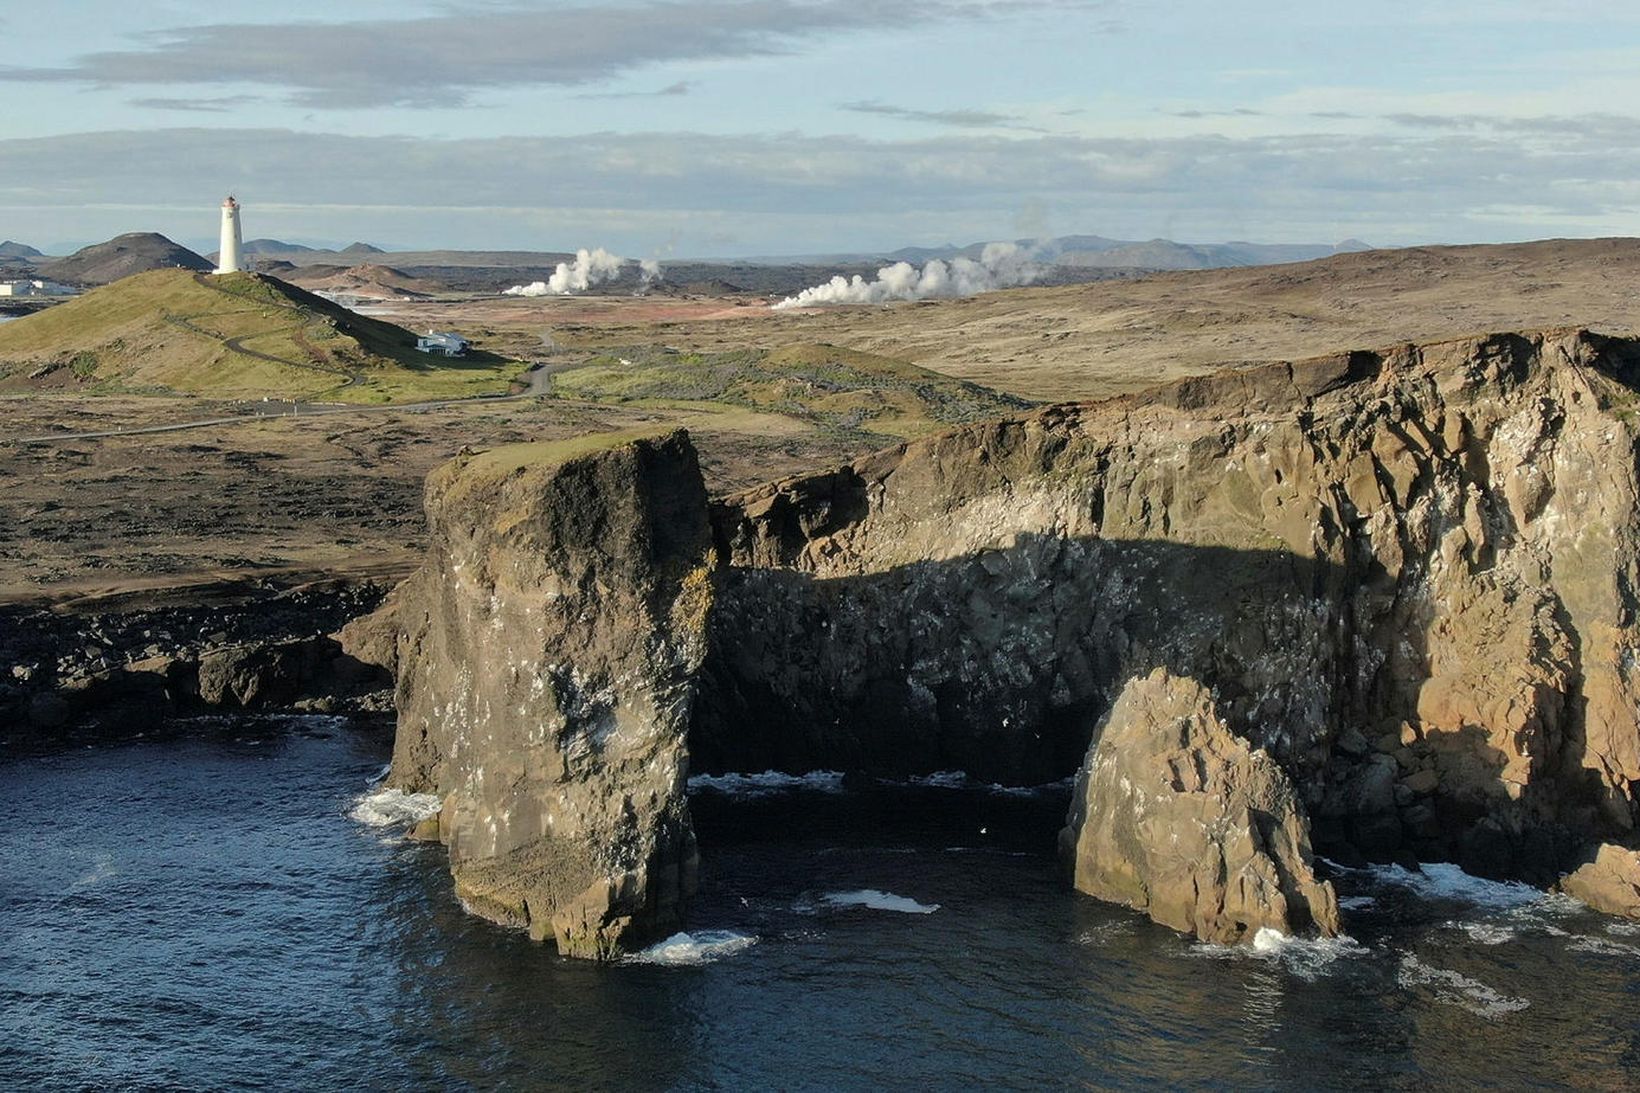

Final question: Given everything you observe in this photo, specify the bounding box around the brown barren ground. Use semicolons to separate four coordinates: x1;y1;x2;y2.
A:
5;237;1638;603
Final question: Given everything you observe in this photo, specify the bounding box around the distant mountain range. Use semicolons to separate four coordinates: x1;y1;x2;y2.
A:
730;235;1371;270
8;230;1379;289
238;239;386;260
884;235;1374;271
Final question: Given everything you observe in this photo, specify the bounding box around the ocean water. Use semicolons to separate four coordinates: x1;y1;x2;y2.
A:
4;718;1640;1090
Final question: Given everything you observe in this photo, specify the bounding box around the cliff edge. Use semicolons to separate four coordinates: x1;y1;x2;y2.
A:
365;328;1640;954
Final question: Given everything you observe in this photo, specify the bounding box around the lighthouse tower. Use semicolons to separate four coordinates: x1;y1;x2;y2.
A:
215;196;243;275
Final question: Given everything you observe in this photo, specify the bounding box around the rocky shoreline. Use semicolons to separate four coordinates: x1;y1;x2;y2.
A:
358;327;1640;955
0;579;395;745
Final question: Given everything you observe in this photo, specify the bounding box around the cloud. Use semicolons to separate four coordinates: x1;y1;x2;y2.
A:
128;95;264;113
2;121;1637;250
575;81;693;101
1166;108;1264;119
840;100;1031;129
0;1;1104;108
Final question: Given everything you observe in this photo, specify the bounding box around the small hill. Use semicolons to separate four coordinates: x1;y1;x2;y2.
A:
284;263;448;299
38;233;212;285
340;242;385;256
243;239;317;255
0;268;525;402
0;241;42;259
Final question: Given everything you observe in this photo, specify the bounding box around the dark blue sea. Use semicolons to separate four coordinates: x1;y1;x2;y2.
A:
4;717;1639;1089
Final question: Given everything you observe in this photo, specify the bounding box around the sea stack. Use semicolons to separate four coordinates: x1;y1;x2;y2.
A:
215;196;242;275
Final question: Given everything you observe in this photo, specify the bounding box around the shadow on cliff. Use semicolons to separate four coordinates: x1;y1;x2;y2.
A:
686;532;1621;878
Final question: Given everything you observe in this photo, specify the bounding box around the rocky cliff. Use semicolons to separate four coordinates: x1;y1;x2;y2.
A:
377;430;713;957
701;330;1640;882
373;328;1640;953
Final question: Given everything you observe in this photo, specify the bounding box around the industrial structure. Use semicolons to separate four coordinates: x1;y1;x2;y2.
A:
214;196;243;275
415;331;471;357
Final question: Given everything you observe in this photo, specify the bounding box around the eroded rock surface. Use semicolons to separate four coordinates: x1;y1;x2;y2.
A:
380;430;713;957
699;330;1640;888
1059;668;1340;942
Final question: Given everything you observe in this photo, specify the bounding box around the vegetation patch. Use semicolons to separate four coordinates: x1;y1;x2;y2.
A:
0;268;526;404
547;342;1030;442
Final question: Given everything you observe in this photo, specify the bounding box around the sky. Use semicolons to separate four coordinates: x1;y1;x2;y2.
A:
2;0;1639;257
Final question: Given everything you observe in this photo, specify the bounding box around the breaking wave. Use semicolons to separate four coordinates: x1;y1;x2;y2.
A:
1330;861;1542;910
687;770;846;797
1192;927;1368;981
626;930;758;966
350;788;442;827
820;890;940;914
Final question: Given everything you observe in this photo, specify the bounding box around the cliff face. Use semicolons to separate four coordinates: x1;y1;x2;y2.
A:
699;330;1640;883
376;329;1640;954
383;431;712;957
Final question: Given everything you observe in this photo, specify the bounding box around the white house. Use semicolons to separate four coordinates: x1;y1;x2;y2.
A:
416;331;471;357
0;280;73;297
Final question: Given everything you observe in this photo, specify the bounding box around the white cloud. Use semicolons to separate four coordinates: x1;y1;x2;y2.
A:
0;1;1109;108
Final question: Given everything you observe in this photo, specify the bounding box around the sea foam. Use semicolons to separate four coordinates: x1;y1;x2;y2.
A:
1397;954;1530;1017
1334;861;1543;910
820;889;940;914
1193;927;1367;981
351;788;442;827
626;930;758;966
687;770;846;797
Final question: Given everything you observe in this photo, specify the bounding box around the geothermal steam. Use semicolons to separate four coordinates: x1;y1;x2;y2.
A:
505;247;663;296
773;242;1041;308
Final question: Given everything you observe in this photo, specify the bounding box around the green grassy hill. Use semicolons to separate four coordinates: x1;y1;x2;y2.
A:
548;342;1033;441
0;269;526;402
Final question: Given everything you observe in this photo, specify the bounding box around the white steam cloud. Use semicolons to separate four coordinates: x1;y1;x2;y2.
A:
505;246;627;296
772;242;1042;309
639;257;663;285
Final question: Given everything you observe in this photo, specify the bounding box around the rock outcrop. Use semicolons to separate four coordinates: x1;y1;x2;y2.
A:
1559;843;1640;918
1059;668;1340;942
0;581;394;739
370;329;1640;953
699;330;1640;888
381;430;713;957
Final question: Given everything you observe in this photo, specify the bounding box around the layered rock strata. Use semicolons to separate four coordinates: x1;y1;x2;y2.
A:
1059;668;1340;942
379;431;712;957
374;329;1640;952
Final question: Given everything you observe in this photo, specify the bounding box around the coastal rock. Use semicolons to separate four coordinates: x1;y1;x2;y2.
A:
1559;843;1640;918
698;330;1640;863
1059;668;1340;943
372;328;1640;954
378;430;713;957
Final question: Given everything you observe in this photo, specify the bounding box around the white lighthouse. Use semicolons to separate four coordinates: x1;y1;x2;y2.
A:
215;196;243;275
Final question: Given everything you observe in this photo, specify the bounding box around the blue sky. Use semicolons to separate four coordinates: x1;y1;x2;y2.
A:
2;1;1638;256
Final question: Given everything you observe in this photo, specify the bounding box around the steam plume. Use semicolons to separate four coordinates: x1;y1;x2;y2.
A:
505;247;627;296
639;257;663;285
772;242;1041;309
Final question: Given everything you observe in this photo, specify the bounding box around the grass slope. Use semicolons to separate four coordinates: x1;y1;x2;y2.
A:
0;269;526;403
547;342;1031;442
